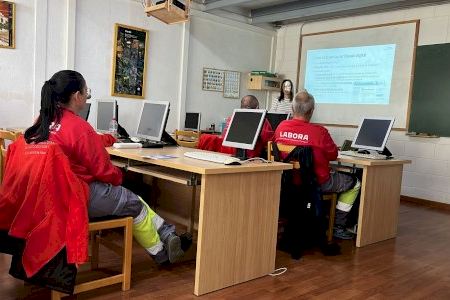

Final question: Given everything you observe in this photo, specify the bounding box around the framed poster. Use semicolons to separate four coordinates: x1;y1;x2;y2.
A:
223;70;240;98
0;1;15;49
202;68;224;92
111;23;148;99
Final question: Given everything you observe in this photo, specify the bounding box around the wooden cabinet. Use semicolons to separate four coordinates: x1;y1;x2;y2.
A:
145;0;190;25
247;75;282;91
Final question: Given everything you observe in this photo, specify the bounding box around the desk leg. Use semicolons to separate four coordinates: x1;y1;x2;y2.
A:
356;164;404;247
194;171;282;296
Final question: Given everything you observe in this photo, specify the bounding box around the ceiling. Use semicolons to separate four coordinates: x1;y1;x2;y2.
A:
192;0;450;27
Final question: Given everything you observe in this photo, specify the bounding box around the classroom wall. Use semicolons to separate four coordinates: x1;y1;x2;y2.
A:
185;12;276;130
0;1;276;136
75;0;184;133
0;0;36;128
274;4;450;204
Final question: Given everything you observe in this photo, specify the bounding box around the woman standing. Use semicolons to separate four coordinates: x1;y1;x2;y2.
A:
270;79;294;114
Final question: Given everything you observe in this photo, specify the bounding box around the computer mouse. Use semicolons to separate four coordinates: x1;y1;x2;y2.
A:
357;150;370;154
224;158;241;165
130;136;140;143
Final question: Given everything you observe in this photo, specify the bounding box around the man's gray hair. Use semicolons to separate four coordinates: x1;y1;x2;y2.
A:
292;90;315;117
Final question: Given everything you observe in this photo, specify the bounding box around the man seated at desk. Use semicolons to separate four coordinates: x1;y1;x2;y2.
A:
221;95;274;158
274;90;360;239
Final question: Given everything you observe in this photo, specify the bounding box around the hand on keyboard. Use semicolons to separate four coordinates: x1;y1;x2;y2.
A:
184;151;241;165
339;150;388;160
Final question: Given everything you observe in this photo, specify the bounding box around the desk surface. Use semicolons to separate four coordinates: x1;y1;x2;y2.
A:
107;146;291;175
108;145;289;295
337;155;411;166
107;145;410;293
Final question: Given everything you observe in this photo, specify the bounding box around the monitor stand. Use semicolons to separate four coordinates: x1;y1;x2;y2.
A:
161;130;178;146
234;148;247;160
378;146;392;157
357;147;392;157
117;123;129;138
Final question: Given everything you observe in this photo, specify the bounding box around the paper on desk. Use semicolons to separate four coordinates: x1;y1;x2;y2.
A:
142;154;178;159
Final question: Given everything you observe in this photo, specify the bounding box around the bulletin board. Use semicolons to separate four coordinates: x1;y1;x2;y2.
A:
202;68;224;92
223;70;241;98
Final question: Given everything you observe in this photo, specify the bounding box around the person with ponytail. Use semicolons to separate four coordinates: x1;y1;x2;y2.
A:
24;70;190;265
270;79;294;114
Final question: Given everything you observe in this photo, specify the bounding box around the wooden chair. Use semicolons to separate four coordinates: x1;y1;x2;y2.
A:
51;217;133;300
0;136;133;298
0;129;21;183
267;141;337;243
175;129;201;148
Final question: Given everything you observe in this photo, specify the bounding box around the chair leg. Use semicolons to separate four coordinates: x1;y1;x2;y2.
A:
91;231;99;270
328;195;337;243
188;185;196;233
51;290;62;300
122;217;133;291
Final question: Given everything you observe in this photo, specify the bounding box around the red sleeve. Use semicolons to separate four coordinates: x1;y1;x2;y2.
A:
75;131;122;186
260;119;274;145
98;133;117;147
320;128;338;161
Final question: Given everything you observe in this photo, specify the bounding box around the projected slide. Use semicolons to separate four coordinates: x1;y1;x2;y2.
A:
304;44;396;105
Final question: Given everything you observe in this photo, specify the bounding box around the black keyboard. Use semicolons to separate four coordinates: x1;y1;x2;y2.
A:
118;138;134;143
141;141;164;148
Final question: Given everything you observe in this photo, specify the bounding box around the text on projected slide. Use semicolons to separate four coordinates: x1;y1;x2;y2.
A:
304;44;396;105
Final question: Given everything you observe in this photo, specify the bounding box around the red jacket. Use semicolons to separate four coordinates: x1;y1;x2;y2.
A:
49;109;122;186
222;117;274;158
197;134;235;154
274;119;338;184
0;137;89;277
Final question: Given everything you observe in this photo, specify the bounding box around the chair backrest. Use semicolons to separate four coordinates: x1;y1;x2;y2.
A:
175;129;201;148
267;141;300;169
0;130;21;183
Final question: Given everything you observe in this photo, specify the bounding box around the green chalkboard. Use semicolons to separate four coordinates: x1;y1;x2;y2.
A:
409;43;450;137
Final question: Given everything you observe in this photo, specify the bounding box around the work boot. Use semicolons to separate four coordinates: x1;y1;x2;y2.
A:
166;233;184;263
333;227;354;240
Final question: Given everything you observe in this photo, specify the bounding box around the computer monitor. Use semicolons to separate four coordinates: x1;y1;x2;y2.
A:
78;102;91;121
136;100;170;142
96;100;116;132
351;117;395;152
184;112;201;131
222;109;267;158
266;112;290;130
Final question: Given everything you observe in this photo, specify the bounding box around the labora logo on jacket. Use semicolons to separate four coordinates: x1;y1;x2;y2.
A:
279;131;309;142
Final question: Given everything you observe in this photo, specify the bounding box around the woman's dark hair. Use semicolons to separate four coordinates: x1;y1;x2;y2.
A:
277;79;294;102
24;70;86;144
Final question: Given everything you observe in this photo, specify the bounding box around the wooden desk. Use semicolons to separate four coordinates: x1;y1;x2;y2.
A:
336;155;411;247
107;147;291;296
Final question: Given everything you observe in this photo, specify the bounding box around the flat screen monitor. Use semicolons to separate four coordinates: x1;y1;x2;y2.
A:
136;100;170;142
222;109;267;150
78;102;91;121
96;100;116;132
266;112;290;130
351;117;395;151
184;112;201;131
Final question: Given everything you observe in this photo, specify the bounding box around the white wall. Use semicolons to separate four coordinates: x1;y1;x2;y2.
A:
0;1;276;137
47;0;67;78
75;0;185;133
0;0;36;128
274;4;450;204
186;12;276;130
